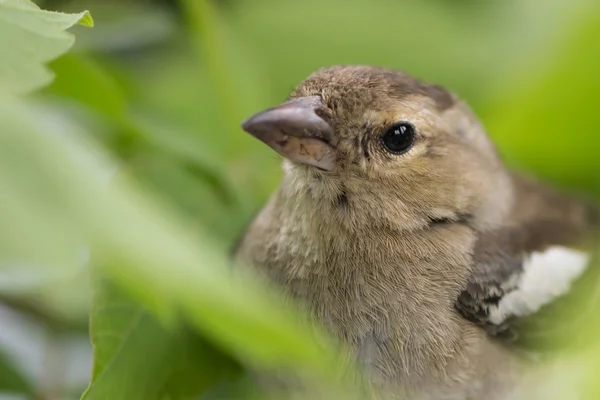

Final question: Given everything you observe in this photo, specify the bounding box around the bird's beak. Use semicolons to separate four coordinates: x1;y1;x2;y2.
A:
241;95;336;171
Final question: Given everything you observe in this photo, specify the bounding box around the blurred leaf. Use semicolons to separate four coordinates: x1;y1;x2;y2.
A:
82;277;176;400
583;345;600;399
0;348;34;395
483;0;600;194
126;151;239;241
227;0;587;106
0;91;352;399
44;54;243;236
59;0;176;53
112;50;281;210
0;289;88;333
83;277;239;400
42;1;279;235
164;327;241;399
47;54;127;121
178;0;258;154
229;0;473;96
0;0;92;94
178;0;281;208
128;112;223;171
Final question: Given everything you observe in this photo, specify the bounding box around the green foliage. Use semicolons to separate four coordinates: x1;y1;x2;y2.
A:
0;0;599;399
0;349;34;395
83;277;239;400
0;89;351;399
82;278;181;400
0;0;92;94
483;1;600;195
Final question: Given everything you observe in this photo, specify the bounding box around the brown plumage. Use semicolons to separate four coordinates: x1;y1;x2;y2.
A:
234;65;599;399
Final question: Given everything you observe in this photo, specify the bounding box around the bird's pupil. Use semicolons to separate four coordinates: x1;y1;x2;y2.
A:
382;122;415;154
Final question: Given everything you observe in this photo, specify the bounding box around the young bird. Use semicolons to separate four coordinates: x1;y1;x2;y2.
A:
234;65;599;399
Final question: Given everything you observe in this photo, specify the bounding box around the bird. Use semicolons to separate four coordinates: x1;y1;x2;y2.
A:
233;65;600;399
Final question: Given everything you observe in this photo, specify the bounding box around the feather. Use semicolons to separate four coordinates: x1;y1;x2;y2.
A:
488;246;590;324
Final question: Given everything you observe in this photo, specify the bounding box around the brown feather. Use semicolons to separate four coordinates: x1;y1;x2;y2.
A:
457;173;600;347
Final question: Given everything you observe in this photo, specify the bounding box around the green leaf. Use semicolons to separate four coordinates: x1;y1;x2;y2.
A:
43;54;245;242
46;54;127;122
0;347;34;395
177;0;281;208
56;1;173;53
126;151;240;241
82;277;175;400
44;55;242;234
0;91;353;399
164;327;241;399
83;276;240;400
0;0;93;94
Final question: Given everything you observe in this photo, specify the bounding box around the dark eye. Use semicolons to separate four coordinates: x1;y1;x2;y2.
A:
381;122;416;154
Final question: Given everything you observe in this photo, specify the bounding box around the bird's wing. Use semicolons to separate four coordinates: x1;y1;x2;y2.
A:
456;205;600;352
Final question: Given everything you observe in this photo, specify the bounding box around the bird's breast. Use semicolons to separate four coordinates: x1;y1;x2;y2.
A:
237;200;491;390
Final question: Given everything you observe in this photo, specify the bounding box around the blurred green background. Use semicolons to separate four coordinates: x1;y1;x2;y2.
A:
0;0;599;399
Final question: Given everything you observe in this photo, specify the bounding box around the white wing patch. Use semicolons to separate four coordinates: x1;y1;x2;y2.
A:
488;246;590;325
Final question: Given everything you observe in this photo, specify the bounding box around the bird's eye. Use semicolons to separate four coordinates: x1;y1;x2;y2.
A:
381;122;416;154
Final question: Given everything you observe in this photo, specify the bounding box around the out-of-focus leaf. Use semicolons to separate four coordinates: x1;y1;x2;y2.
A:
0;99;93;339
44;1;277;233
44;55;242;237
0;263;90;333
128;112;226;174
583;345;600;399
178;0;281;209
227;0;588;107
0;0;92;94
178;0;265;156
126;152;240;241
0;92;354;399
0;348;34;395
83;278;239;400
59;0;176;53
164;327;241;399
483;1;600;194
82;278;176;400
47;54;127;121
112;50;281;212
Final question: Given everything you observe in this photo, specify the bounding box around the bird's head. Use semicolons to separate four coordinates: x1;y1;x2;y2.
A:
242;66;514;231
